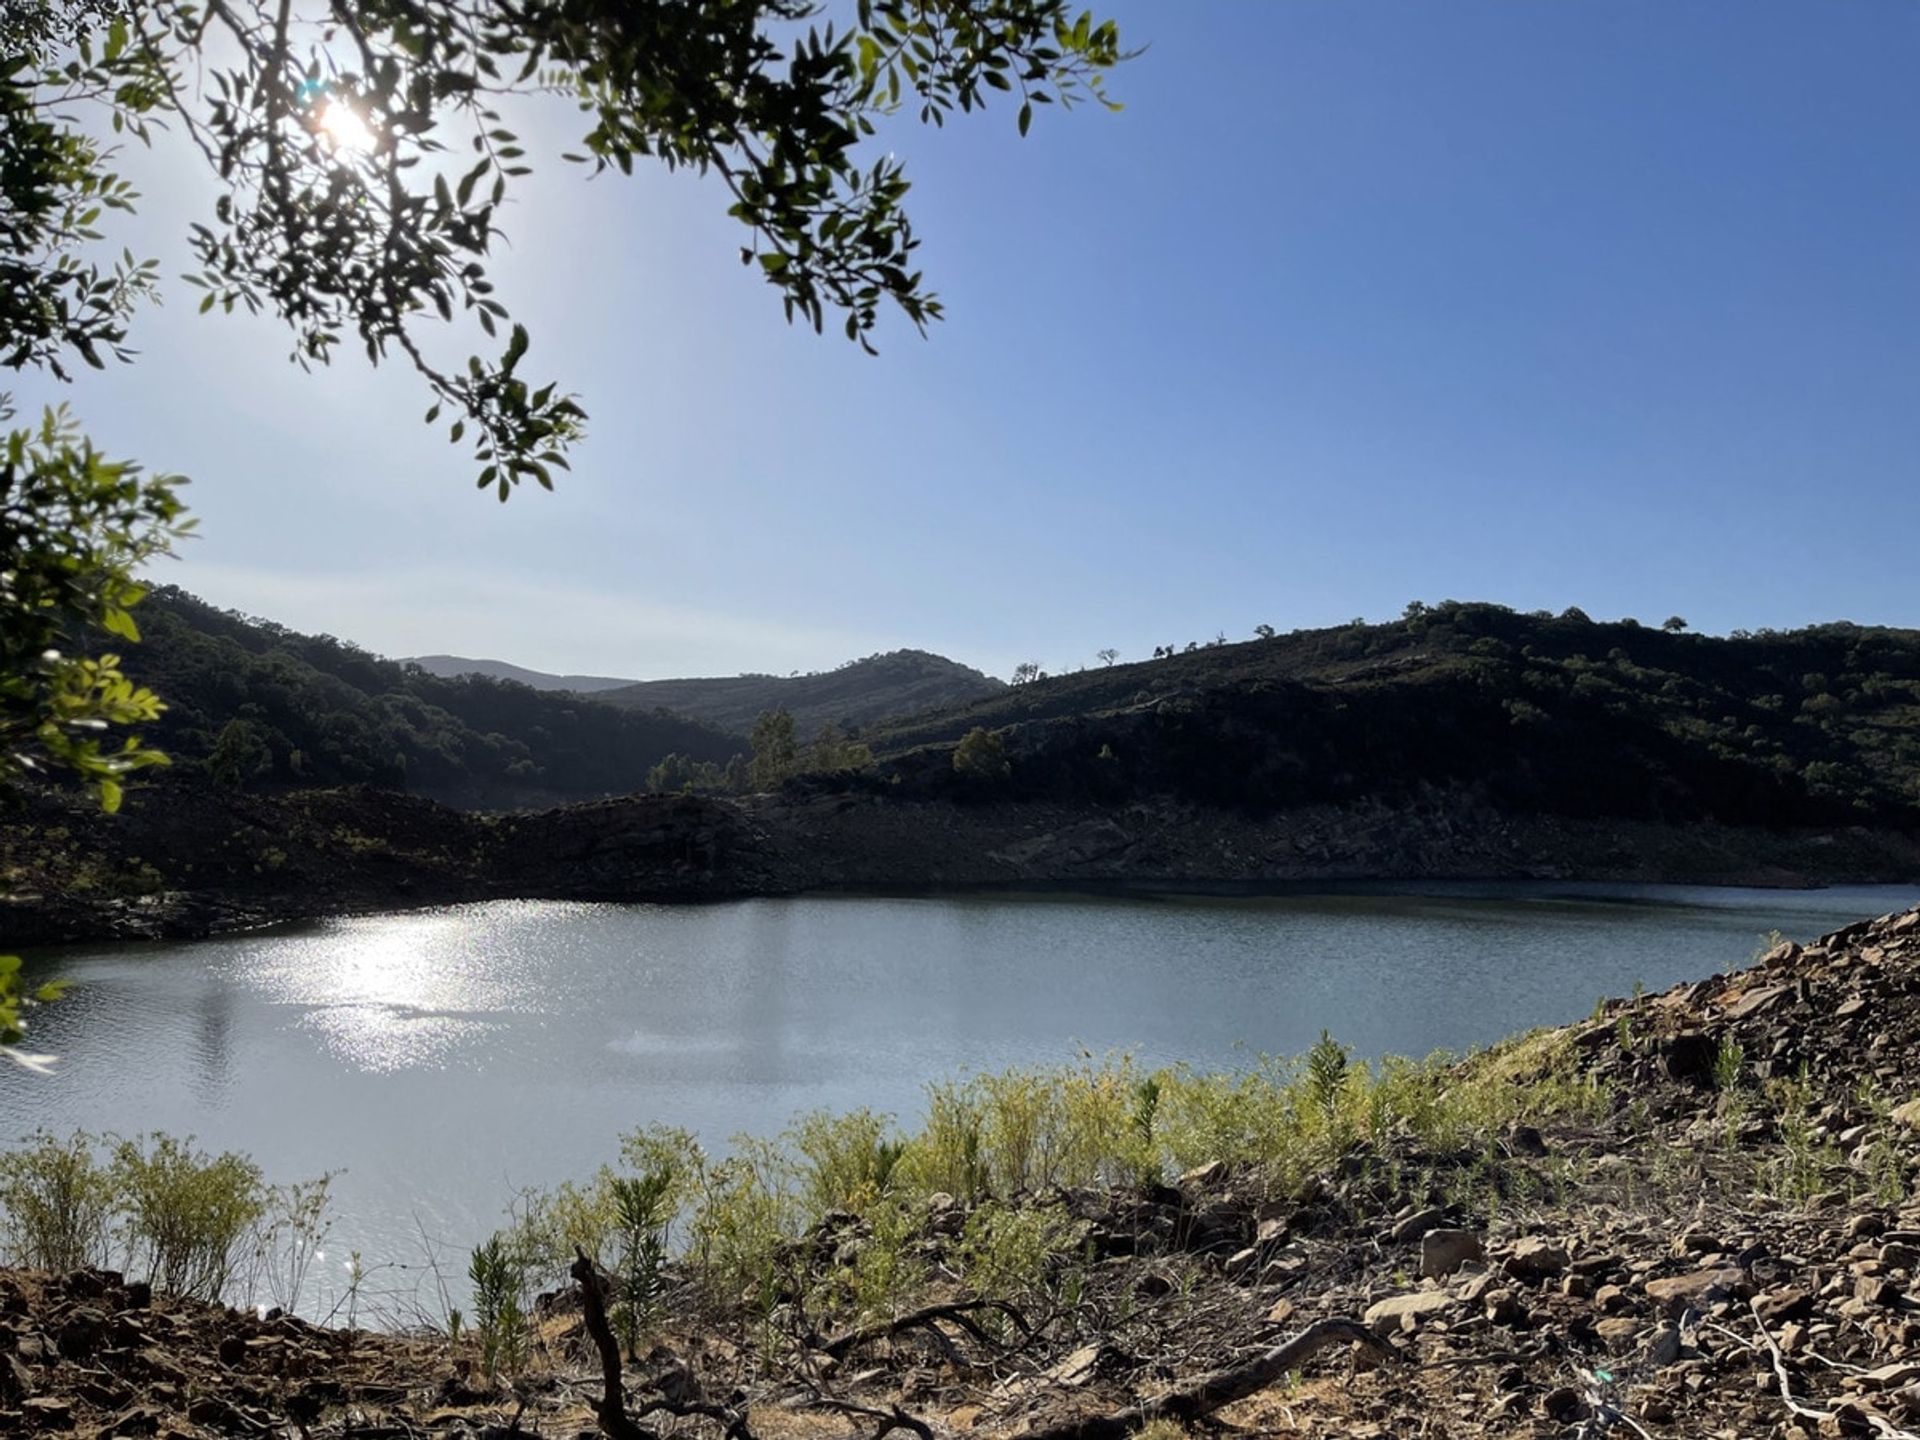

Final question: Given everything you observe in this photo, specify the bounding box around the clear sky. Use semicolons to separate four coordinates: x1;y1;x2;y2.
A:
13;1;1919;682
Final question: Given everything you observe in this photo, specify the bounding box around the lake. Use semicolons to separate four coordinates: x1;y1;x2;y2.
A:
5;882;1915;1316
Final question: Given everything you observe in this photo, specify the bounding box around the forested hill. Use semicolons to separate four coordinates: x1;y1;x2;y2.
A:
592;651;1005;737
864;603;1920;831
401;655;637;693
115;588;741;808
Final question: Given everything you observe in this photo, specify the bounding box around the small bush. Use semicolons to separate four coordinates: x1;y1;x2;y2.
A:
952;1200;1084;1308
951;727;1011;783
609;1165;674;1357
110;1135;265;1300
468;1233;526;1379
0;1131;112;1272
788;1109;906;1217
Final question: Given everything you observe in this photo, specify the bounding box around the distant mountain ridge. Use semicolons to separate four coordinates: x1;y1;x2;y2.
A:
406;649;1007;738
591;651;1006;738
405;654;637;693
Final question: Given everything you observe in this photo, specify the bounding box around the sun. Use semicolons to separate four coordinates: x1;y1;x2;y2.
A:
315;98;376;156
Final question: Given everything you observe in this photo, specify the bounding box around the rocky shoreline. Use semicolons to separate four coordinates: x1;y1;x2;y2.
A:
6;782;1920;946
7;908;1920;1437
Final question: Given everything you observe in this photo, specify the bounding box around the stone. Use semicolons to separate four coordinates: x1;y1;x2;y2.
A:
1507;1237;1570;1279
1660;1031;1719;1084
1596;1317;1642;1351
1855;1275;1902;1308
1644;1267;1745;1314
1390;1207;1446;1243
1363;1290;1457;1337
1420;1229;1484;1279
1542;1386;1590;1422
1484;1289;1529;1327
1042;1345;1102;1387
1724;984;1791;1021
1177;1161;1226;1190
1595;1282;1631;1313
1892;1100;1920;1132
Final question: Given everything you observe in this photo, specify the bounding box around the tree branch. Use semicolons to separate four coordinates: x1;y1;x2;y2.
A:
1001;1318;1403;1440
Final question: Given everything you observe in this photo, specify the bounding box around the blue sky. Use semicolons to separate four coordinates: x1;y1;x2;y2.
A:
14;1;1919;681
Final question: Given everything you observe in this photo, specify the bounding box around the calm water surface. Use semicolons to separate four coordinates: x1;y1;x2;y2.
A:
7;883;1916;1310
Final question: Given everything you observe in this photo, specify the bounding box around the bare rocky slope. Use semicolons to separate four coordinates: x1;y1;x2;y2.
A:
6;780;1920;945
10;908;1920;1437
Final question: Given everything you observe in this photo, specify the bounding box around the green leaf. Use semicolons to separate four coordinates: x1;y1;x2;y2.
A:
1018;101;1032;136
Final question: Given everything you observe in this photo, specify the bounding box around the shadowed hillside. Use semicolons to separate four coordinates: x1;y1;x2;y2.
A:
116;589;741;808
860;602;1920;831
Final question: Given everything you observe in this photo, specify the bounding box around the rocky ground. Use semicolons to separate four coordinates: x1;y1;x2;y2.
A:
9;909;1920;1437
7;778;1918;945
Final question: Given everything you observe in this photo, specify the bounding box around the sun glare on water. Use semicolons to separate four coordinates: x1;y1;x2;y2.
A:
316;98;376;155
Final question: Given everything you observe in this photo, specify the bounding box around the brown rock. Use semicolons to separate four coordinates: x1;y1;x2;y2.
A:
1644;1267;1745;1314
1420;1229;1484;1279
1507;1237;1569;1278
1363;1290;1457;1337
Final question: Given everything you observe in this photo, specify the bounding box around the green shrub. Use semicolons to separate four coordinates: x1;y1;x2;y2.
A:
0;1131;112;1272
468;1233;526;1379
900;1079;990;1203
952;1200;1084;1308
260;1173;335;1316
110;1135;265;1300
951;727;1011;783
788;1109;906;1217
608;1165;674;1357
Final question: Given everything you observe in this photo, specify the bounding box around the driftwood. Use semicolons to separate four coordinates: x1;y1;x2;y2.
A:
570;1249;756;1440
1751;1298;1920;1440
1003;1318;1402;1440
819;1298;1032;1360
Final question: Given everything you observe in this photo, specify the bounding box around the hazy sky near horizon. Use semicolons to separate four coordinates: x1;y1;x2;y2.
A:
12;2;1919;682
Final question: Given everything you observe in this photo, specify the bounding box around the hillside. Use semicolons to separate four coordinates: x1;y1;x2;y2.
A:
862;602;1920;832
115;588;742;808
402;654;638;693
593;650;1006;737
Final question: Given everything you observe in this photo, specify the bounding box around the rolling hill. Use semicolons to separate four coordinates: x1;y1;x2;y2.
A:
402;655;638;693
859;602;1920;831
116;588;742;807
591;651;1005;737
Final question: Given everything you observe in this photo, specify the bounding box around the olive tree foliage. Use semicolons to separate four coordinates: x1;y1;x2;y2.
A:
6;0;1126;498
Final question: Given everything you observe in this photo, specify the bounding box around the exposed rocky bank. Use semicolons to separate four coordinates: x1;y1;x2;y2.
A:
6;782;1920;945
